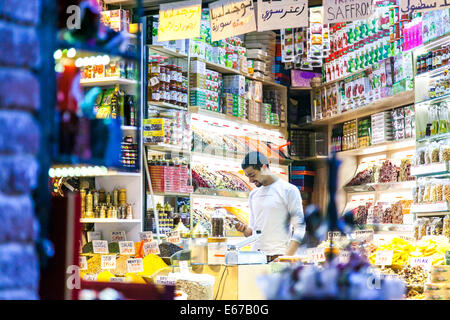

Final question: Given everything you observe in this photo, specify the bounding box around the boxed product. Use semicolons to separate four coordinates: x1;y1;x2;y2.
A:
101;9;130;33
190;60;206;74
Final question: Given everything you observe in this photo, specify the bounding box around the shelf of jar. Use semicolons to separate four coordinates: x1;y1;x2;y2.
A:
415;92;450;106
49;165;140;177
144;143;190;154
416;63;450;79
80;77;138;87
148;45;188;58
335;138;415;157
417;132;450;143
410;202;450;213
344;180;416;193
311;90;415;126
80;218;141;223
148;101;188;111
410;162;450;177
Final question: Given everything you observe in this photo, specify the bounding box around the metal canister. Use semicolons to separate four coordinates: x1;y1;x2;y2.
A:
111;206;117;219
106;193;111;206
93;190;99;208
99;189;106;203
126;204;133;220
80;189;86;218
107;206;113;219
119;188;127;205
113;189;119;207
99;205;106;219
85;192;94;218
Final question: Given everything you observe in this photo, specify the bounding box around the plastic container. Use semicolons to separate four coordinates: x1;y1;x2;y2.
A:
190;223;209;265
211;209;226;238
207;237;227;265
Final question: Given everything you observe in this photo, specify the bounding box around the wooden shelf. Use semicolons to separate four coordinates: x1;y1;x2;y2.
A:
148;45;188;58
148;101;188;111
336;138;415;157
80;77;137;87
311;90;415;126
290;87;313;91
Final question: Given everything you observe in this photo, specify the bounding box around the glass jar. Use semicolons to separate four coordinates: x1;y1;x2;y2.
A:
211;209;226;238
207;237;227;265
190;223;209;264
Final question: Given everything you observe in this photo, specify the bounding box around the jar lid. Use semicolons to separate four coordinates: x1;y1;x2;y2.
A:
174;221;190;237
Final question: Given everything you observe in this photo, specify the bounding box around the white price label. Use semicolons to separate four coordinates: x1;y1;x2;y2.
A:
410;257;433;271
83;274;97;281
87;231;102;242
101;255;117;269
375;250;393;266
353;230;374;242
143;241;160;256
109;277;126;283
327;231;342;241
314;247;326;263
155;275;175;286
79;256;88;270
119;241;135;255
139;232;154;242
111;231;127;242
127;258;144;273
92;240;109;254
338;250;351;264
167;230;181;244
179;260;189;273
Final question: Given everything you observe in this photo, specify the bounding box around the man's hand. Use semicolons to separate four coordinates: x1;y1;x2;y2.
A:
235;221;252;237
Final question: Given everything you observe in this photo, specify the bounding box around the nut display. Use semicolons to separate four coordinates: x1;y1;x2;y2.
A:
379;160;398;183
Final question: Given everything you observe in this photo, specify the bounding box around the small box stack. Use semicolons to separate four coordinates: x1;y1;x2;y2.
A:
263;89;283;126
223;75;247;119
189;59;221;112
245;31;277;81
121;136;138;170
371;111;393;145
290;166;316;193
149;165;193;194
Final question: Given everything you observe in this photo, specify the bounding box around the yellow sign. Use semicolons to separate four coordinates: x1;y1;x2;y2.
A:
158;0;202;41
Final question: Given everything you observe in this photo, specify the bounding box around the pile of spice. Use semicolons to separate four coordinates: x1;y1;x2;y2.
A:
159;242;183;257
108;242;120;253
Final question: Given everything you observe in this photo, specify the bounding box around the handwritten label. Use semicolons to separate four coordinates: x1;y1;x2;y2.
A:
83;274;97;281
119;241;135;255
110;277;126;283
209;0;257;42
167;230;181;245
155;275;175;285
79;256;88;270
410;257;433;271
338;250;351;264
400;0;450;15
327;231;342;241
101;255;117;269
87;231;102;242
127;258;144;273
323;0;374;24
158;0;202;41
143;241;160;256
92;240;109;254
375;250;393;266
353;229;374;242
179;260;190;273
307;247;326;264
111;231;126;242
139;232;154;242
257;0;308;32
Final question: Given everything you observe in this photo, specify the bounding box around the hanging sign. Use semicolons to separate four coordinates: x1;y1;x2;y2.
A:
400;0;450;15
257;0;308;32
323;0;375;24
158;0;202;41
209;0;257;42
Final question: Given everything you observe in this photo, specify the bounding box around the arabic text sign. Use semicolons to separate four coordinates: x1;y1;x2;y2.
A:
209;0;257;42
257;0;308;32
158;0;202;41
400;0;450;14
324;0;374;24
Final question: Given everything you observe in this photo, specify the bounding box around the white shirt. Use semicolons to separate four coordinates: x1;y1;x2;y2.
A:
248;178;306;255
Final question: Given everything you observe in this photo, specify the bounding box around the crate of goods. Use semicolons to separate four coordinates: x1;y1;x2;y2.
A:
371;111;392;144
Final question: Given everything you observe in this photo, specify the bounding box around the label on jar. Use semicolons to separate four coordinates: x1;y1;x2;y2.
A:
111;231;127;242
143;240;160;256
119;241;135;255
151;66;160;74
79;256;88;270
150;76;160;86
127;258;144;273
101;255;116;269
167;231;181;244
375;250;393;266
152;91;161;101
92;240;109;254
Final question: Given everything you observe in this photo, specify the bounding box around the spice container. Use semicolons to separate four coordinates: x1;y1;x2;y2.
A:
85;191;94;218
190;223;209;265
211;209;226;238
174;221;190;250
207;237;227;265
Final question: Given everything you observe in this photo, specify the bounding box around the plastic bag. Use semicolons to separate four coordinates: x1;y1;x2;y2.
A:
169;272;215;300
439;144;450;162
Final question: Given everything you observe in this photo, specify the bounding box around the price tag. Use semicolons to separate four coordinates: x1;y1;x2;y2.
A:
111;231;127;242
399;235;415;242
92;240;109;254
83;274;97;281
314;247;326;263
87;231;102;242
155;275;175;286
375;250;393;266
338;250;351;264
410;257;433;271
306;248;315;264
127;258;144;273
79;256;88;270
143;240;160;256
167;230;181;244
139;232;154;242
110;277;126;283
119;241;135;255
327;231;342;241
353;230;374;242
179;260;190;273
101;255;116;270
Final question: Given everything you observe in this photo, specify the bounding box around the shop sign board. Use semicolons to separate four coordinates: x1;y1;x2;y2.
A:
400;0;450;15
111;231;127;242
119;241;135;255
323;0;375;24
92;240;109;254
143;240;160;256
101;255;117;270
209;0;257;42
139;231;154;242
127;258;144;273
375;250;393;266
256;0;308;32
158;0;202;41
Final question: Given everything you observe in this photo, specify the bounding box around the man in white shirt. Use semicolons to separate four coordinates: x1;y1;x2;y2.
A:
235;152;306;262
